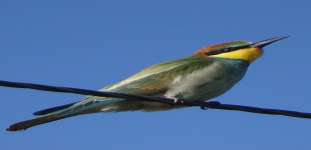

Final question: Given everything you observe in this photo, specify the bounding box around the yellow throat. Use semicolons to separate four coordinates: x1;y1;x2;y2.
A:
210;47;263;63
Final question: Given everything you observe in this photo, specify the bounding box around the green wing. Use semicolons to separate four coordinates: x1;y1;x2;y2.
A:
105;57;213;96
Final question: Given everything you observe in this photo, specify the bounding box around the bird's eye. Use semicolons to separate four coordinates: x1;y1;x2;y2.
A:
205;44;252;56
223;48;230;52
205;46;241;56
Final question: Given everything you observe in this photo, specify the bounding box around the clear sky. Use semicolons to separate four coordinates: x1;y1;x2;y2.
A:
1;0;311;149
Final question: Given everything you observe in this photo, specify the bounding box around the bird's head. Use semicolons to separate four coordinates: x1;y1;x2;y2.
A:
194;36;289;63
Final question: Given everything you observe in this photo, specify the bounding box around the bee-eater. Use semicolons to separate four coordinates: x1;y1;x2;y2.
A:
7;36;288;131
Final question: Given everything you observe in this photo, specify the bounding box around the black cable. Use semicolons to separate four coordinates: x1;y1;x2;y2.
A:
1;79;311;119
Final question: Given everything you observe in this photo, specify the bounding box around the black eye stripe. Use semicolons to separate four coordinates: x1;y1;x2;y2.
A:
206;44;251;56
206;47;234;55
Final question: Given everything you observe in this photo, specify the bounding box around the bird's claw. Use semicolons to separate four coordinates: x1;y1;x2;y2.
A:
172;98;184;104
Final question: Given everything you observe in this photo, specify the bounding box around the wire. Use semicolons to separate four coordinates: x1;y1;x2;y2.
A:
1;79;311;119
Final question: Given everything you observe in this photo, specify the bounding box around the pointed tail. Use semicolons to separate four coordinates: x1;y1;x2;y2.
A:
7;101;83;131
7;114;71;131
7;98;124;131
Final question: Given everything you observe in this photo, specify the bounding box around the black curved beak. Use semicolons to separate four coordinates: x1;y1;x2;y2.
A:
251;36;290;48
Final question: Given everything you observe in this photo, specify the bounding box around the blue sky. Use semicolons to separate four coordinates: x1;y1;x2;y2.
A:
1;0;311;149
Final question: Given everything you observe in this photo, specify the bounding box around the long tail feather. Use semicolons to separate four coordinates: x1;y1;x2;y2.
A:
6;115;70;132
7;99;124;131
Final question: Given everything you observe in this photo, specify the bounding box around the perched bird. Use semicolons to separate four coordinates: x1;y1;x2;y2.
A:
7;36;288;131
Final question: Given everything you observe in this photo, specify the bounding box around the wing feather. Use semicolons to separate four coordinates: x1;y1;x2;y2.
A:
105;57;213;96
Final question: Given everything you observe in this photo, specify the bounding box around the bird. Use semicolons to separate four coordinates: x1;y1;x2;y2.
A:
7;36;288;131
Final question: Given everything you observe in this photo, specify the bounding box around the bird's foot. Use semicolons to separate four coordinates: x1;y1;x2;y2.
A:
172;97;185;105
164;93;186;105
